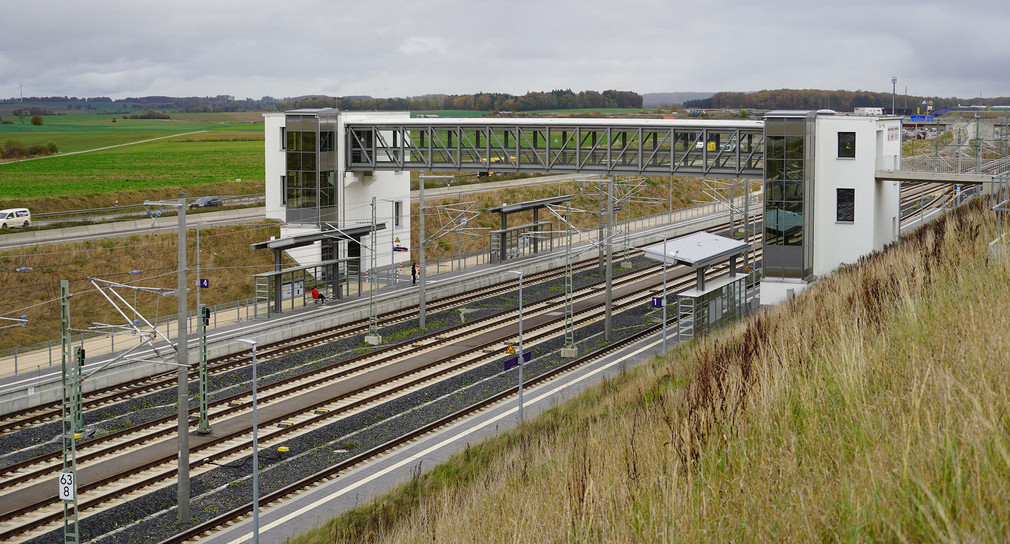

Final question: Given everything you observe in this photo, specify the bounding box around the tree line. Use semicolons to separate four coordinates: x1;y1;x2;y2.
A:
2;90;642;115
281;89;643;112
684;89;1010;113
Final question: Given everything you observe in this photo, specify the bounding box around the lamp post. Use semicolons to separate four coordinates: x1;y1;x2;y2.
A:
235;338;259;544
508;270;524;423
891;76;897;115
662;240;669;353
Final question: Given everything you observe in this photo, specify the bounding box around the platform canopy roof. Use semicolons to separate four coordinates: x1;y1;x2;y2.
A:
487;195;573;215
641;231;748;269
251;223;385;251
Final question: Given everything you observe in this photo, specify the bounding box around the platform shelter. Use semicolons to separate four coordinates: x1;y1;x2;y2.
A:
487;195;572;263
251;224;384;314
642;231;749;341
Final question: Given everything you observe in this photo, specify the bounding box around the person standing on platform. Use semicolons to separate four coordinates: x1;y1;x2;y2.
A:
411;262;417;285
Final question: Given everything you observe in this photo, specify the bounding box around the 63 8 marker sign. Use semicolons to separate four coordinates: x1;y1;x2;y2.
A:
58;471;76;501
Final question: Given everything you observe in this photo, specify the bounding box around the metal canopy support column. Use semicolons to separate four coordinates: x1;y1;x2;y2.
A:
499;209;507;263
272;248;282;315
532;207;539;253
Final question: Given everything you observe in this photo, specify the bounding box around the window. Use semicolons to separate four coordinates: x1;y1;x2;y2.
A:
320;131;335;152
394;201;402;227
838;132;855;158
280;175;286;205
280;127;286;150
837;188;854;222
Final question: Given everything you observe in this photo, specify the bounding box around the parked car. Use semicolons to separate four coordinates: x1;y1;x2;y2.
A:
189;196;223;209
0;208;30;229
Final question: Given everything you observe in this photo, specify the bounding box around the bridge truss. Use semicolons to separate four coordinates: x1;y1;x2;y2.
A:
346;119;764;178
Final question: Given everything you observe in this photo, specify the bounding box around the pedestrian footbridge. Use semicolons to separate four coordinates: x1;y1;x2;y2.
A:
345;118;765;178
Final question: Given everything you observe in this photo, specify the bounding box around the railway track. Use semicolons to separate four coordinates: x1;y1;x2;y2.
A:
1;243;751;541
0;249;631;435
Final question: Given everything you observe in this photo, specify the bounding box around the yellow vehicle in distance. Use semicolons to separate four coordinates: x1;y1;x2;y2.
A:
479;156;516;177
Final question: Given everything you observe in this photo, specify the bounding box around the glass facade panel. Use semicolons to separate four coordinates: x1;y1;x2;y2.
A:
283;113;341;219
300;132;316;152
766;136;784;159
763;115;812;281
766;159;783;181
320;131;335;152
319;171;336;208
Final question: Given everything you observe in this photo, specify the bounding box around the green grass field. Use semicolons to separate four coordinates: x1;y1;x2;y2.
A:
0;113;266;211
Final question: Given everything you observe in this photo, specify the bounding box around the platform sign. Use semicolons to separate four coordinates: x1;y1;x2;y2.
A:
613;205;622;211
393;246;408;252
281;280;304;301
199;278;210;288
58;472;76;501
503;351;531;371
651;296;664;308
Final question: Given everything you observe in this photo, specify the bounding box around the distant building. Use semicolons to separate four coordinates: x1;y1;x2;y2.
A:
853;107;884;116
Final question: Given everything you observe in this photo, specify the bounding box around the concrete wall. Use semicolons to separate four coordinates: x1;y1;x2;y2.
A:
812;115;880;276
339;112;411;272
263;113;286;222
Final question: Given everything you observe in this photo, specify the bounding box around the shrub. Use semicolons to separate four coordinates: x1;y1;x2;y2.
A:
30;116;43;126
28;143;48;156
46;141;58;153
3;140;28;159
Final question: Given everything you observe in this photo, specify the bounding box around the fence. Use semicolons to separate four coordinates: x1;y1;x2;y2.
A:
0;196;755;379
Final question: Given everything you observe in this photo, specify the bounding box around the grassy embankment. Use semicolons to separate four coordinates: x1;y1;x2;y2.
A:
405;176;724;264
290;198;1010;543
0;223;285;353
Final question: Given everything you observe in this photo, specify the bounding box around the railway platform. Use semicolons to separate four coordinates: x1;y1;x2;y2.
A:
0;199;745;416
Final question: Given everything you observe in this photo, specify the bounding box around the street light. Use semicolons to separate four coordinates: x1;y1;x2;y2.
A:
892;76;897;116
507;270;525;423
235;338;259;544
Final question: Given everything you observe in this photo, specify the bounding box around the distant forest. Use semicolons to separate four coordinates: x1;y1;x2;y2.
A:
5;88;1009;116
281;89;643;112
0;89;643;114
684;89;1010;112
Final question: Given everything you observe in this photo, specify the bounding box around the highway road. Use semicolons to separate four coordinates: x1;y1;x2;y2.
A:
0;207;268;251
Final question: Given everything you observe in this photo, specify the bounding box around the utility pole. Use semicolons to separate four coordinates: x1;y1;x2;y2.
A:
175;193;190;522
892;76;897;116
60;280;80;544
561;202;577;358
418;175;427;329
365;197;381;345
604;178;614;342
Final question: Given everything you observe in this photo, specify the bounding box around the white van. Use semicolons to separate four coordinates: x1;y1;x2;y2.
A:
0;208;31;229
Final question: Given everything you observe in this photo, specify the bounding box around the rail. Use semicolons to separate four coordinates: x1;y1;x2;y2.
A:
0;197;755;378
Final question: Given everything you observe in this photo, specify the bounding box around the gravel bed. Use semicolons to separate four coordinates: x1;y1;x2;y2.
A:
20;258;659;544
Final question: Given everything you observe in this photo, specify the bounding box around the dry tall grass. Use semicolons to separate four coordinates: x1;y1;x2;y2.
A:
291;198;1010;543
0;222;283;350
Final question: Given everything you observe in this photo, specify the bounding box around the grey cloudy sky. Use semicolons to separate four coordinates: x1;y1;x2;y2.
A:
4;0;1009;101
